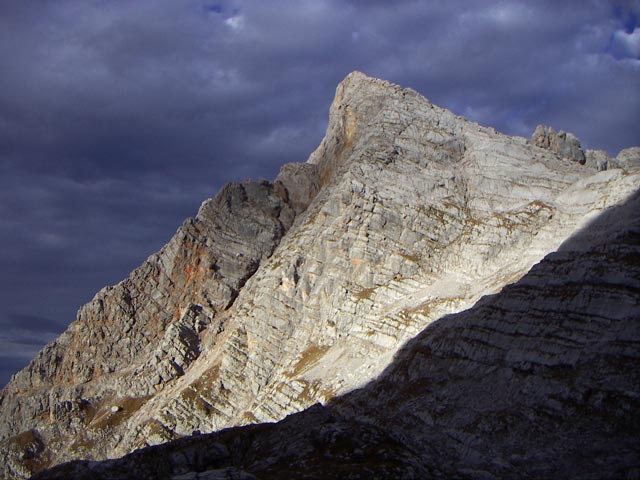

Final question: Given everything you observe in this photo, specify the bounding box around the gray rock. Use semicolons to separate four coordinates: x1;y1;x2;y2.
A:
585;149;610;171
531;124;586;164
2;71;639;479
275;162;320;215
613;146;640;171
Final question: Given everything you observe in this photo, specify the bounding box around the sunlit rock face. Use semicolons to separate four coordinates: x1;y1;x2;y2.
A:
1;72;638;480
29;190;640;480
531;124;586;164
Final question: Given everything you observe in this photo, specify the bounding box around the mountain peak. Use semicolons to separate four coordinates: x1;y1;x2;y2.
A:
335;71;401;99
308;72;430;184
2;74;639;480
332;70;423;112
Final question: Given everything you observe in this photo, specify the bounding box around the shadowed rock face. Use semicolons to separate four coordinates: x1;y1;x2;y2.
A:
1;72;639;479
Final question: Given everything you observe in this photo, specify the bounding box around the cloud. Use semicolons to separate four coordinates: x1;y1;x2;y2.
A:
612;28;640;57
225;14;244;30
5;313;65;333
0;0;639;387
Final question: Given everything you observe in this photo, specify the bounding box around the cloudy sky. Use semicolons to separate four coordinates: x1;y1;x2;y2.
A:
1;0;639;387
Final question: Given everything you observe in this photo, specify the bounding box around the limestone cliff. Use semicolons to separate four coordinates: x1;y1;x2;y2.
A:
32;188;640;480
1;72;638;479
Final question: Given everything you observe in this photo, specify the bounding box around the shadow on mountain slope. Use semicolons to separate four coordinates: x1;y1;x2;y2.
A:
32;189;640;479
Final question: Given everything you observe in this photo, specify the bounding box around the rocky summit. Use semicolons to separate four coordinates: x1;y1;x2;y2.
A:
1;72;639;480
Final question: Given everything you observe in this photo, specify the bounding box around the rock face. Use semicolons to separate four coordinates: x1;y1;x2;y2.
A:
531;124;586;164
30;191;640;479
0;178;304;478
1;72;639;479
614;146;640;171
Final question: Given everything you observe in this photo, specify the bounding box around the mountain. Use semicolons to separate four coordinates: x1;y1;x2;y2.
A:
30;190;640;480
1;72;639;479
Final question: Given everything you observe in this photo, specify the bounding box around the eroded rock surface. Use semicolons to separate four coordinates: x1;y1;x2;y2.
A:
32;190;640;479
2;71;639;479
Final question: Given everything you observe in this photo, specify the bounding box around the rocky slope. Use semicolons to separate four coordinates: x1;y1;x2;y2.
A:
1;72;639;479
32;187;640;480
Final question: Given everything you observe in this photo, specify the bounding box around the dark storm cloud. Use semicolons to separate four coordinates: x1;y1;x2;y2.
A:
1;0;639;386
5;313;65;333
336;0;640;152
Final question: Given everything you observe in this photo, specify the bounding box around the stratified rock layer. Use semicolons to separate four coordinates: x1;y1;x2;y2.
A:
31;189;640;479
1;72;639;479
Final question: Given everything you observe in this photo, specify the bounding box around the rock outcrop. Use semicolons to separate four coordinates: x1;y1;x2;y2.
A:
531;124;586;164
1;71;639;479
614;146;640;171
